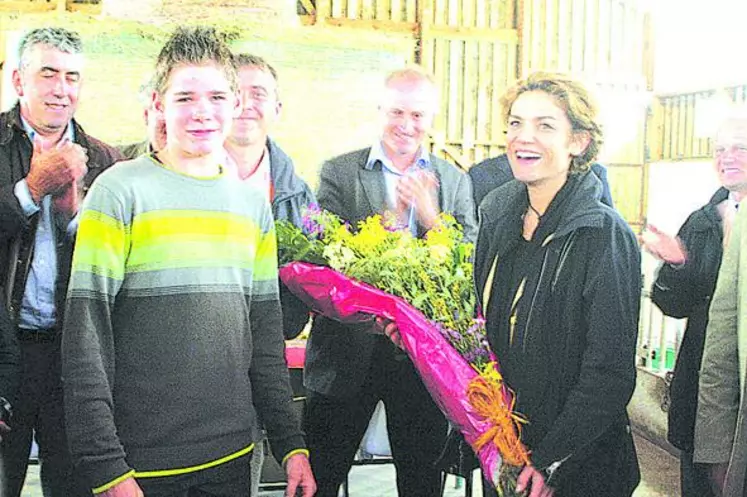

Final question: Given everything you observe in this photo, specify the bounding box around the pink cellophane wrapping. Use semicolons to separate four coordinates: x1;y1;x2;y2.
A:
280;261;503;488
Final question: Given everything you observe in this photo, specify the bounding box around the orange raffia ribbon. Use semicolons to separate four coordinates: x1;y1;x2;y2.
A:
467;365;531;467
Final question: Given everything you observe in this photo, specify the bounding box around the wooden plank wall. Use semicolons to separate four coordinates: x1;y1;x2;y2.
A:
305;0;519;169
520;0;650;230
302;0;651;229
0;0;100;13
421;0;518;166
654;84;747;162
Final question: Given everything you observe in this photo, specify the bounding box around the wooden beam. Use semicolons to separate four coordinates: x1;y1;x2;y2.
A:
425;25;518;43
0;2;55;13
316;0;330;24
299;14;316;25
433;142;472;170
642;11;654;92
322;18;418;33
516;0;526;76
416;0;433;65
299;0;316;15
68;2;101;14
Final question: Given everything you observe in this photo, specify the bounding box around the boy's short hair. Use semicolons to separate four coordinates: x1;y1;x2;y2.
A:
152;26;238;96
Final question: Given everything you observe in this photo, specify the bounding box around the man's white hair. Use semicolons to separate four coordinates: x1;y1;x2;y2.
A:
17;27;82;70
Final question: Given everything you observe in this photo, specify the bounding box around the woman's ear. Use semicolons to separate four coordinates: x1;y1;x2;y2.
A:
570;131;591;157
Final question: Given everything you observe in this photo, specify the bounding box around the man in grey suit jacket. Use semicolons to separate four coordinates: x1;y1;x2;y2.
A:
303;66;477;497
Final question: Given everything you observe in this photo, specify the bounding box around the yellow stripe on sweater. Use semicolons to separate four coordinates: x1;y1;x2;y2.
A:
135;443;255;478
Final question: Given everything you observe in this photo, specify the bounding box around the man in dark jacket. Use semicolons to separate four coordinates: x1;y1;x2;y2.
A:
642;114;747;497
225;52;316;497
469;152;614;209
304;66;477;497
0;27;121;496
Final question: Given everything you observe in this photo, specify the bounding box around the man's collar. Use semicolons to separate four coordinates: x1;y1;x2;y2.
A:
365;140;431;172
728;191;741;211
20;113;74;145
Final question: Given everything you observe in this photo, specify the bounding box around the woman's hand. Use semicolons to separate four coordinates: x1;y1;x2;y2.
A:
375;317;404;349
516;465;555;497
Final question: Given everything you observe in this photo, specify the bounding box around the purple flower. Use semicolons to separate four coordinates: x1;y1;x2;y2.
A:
301;204;324;238
381;212;408;233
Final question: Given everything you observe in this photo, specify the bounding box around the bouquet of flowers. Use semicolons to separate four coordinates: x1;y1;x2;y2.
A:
277;205;530;495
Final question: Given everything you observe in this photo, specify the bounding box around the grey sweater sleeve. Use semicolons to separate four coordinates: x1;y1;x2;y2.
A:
62;182;132;491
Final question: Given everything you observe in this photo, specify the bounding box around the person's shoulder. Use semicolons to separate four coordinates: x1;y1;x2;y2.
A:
429;154;468;178
318;148;370;179
0;107;25;146
0;108;14;130
468;154;514;188
478;179;523;221
117;140;149;161
74;124;124;166
673;188;728;235
589;162;608;176
470;154;511;176
324;147;370;167
266;139;308;185
588;204;638;250
93;155;156;188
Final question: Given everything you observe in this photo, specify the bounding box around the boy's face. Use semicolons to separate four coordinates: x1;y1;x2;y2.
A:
155;63;239;158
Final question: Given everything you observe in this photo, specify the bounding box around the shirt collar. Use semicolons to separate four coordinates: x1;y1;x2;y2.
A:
728;192;740;211
365;140;431;173
20;115;74;144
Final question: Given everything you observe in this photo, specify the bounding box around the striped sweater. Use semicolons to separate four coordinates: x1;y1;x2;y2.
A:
62;155;304;491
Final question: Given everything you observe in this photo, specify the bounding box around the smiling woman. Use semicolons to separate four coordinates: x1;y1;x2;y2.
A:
475;72;642;497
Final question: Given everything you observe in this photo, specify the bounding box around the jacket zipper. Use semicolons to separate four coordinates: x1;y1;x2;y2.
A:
522;244;551;352
551;233;576;291
509;278;526;346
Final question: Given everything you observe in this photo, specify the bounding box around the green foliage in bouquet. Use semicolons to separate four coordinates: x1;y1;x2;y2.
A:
279;206;533;496
277;205;491;369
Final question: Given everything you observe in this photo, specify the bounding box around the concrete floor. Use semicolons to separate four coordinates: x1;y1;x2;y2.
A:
20;433;679;496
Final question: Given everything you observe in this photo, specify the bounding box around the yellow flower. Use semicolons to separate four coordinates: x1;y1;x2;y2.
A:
428;244;450;264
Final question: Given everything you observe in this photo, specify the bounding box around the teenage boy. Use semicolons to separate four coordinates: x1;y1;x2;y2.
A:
61;26;315;497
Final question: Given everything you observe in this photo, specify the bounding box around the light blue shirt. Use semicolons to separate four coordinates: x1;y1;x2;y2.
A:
365;141;431;233
13;119;75;330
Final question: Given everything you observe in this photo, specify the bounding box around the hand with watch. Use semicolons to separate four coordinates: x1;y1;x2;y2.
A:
0;396;11;442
